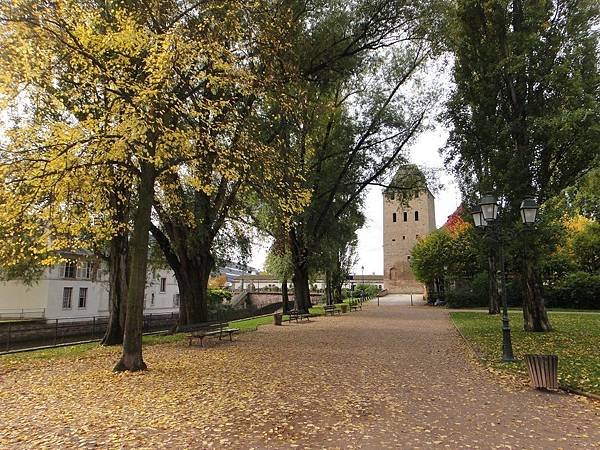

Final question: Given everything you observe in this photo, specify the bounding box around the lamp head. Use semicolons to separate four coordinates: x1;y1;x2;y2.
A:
479;193;499;222
520;197;539;225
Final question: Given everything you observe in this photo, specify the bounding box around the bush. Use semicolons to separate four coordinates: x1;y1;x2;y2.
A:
545;271;600;310
208;288;232;304
445;273;488;308
349;284;379;299
446;287;487;308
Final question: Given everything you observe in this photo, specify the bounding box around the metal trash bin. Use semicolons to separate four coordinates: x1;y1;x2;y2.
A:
525;354;558;390
273;312;283;326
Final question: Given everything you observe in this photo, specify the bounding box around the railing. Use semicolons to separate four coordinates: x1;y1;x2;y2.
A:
0;304;285;355
0;312;178;354
0;308;46;320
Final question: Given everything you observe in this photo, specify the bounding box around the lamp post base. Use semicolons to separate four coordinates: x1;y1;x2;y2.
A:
502;316;514;362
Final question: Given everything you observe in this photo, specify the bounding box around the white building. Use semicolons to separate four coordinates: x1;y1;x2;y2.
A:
0;256;180;321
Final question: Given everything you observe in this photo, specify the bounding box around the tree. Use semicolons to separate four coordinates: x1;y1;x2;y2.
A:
257;0;442;312
444;0;600;331
264;245;294;313
0;0;308;370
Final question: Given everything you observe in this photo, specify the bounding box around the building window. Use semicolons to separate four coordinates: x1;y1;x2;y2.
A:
407;255;411;260
63;261;77;279
78;288;87;308
392;239;396;242
77;261;93;280
160;277;167;293
415;211;419;221
62;287;73;309
151;293;155;305
392;212;397;222
173;293;180;306
403;211;408;222
402;235;406;240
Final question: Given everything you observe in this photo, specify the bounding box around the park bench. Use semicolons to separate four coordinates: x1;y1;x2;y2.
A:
323;305;341;316
287;309;311;323
181;322;240;347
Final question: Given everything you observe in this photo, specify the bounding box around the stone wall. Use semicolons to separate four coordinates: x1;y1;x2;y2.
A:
248;292;324;308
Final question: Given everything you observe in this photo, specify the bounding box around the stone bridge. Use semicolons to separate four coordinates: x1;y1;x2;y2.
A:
231;291;324;310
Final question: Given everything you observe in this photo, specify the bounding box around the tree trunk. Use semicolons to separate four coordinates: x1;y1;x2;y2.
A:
289;228;311;313
149;223;215;327
488;249;500;315
102;232;128;345
114;165;154;372
281;279;290;314
174;251;213;326
521;257;551;332
334;282;342;304
325;270;334;305
292;264;311;312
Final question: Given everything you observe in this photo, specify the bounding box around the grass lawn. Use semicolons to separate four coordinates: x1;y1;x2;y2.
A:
451;311;600;395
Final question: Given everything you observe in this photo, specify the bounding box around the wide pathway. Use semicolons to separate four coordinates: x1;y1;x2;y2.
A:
0;295;598;448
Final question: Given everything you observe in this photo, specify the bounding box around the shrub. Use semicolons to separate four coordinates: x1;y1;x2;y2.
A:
446;287;487;308
354;283;379;298
208;288;232;304
545;271;600;310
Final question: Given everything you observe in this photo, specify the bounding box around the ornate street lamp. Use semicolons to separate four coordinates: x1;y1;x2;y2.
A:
479;193;499;222
471;204;485;229
473;194;514;362
520;197;539;225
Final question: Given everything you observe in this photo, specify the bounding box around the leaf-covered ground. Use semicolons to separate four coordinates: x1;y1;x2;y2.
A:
451;311;600;395
1;299;599;449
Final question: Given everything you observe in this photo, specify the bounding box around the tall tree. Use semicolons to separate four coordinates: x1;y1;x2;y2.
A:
444;0;600;331
0;0;308;370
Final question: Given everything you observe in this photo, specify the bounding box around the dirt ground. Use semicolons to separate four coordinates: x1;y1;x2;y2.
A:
1;296;598;449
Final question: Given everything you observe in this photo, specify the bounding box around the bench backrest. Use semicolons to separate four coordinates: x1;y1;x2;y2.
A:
179;322;229;333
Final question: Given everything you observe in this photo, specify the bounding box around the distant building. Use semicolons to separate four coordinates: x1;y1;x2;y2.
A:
0;253;180;321
214;262;258;284
229;273;384;292
383;189;436;293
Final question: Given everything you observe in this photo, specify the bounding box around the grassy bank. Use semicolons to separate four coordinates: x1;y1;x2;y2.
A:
1;314;279;363
451;311;600;395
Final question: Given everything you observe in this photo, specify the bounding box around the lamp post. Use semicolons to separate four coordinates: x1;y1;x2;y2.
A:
472;193;539;362
361;265;365;303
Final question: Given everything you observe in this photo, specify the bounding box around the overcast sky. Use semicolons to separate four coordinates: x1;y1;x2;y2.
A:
249;124;461;275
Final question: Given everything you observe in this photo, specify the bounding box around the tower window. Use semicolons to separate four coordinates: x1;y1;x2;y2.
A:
415;211;419;221
402;236;406;240
403;212;408;222
392;212;397;222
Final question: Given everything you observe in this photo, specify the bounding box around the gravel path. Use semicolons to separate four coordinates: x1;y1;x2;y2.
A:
1;296;598;449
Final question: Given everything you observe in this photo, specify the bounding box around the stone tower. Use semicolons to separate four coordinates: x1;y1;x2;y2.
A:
383;190;436;293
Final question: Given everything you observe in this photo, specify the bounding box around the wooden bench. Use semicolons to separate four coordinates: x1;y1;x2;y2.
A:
181;322;240;347
287;309;311;323
323;305;341;316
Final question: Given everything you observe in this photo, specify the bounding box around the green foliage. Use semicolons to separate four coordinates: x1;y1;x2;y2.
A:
546;272;600;310
444;0;600;204
207;289;232;305
445;272;489;308
411;223;484;286
353;283;379;298
452;311;600;395
410;229;453;284
570;221;600;273
264;249;294;281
